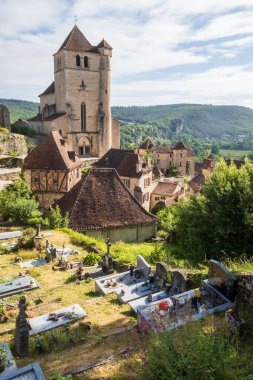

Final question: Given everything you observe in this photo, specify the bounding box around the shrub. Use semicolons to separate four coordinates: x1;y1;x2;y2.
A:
49;206;68;229
142;319;238;380
11;124;36;137
83;253;101;266
0;345;8;372
6;151;17;157
62;228;104;251
0;127;9;133
27;217;49;229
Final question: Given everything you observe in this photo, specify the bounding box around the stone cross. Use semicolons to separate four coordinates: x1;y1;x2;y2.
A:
15;296;30;357
106;238;111;255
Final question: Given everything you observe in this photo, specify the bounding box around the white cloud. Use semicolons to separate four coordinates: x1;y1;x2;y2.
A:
1;0;253;107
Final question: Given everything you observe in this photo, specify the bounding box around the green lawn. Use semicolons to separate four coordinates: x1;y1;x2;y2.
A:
220;149;252;160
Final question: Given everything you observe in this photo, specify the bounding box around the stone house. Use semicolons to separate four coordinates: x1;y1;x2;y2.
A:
93;148;161;210
150;181;182;209
57;168;158;243
23;131;82;209
139;139;196;177
187;172;206;195
28;25;120;159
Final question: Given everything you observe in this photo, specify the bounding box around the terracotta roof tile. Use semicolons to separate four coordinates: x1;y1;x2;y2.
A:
154;146;173;153
188;173;205;193
27;113;65;122
24;131;82;171
57;25;93;53
93;148;151;178
97;39;112;50
57;168;157;230
139;138;154;150
153;182;179;196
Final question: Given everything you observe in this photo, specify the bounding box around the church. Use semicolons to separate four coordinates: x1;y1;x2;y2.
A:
28;25;120;158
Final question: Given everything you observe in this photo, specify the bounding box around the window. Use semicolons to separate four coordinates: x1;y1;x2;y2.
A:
76;55;81;67
84;56;89;68
144;178;151;188
122;178;130;188
81;102;86;131
79;147;84;156
155;196;160;201
85;146;91;154
180;153;183;157
180;161;182;167
143;192;149;202
33;177;39;184
186;161;190;175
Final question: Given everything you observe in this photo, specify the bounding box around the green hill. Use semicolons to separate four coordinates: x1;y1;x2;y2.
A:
1;99;253;145
0;98;39;123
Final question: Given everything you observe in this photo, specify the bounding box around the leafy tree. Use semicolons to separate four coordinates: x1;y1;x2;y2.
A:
211;141;220;155
48;205;68;229
0;178;41;224
172;159;253;259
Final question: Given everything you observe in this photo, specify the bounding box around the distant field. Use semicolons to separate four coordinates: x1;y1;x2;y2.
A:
220;149;252;160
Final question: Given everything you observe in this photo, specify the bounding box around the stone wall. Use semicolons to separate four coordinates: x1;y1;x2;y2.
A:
0;132;28;156
236;274;253;305
0;105;11;131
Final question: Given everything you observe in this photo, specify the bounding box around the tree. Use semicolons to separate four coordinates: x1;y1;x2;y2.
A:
48;205;68;229
0;178;41;224
211;141;220;155
171;159;253;259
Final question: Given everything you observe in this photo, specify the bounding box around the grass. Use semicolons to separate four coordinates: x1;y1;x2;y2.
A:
220;149;252;160
0;229;252;379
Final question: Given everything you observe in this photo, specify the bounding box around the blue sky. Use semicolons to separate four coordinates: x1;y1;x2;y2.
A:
1;0;253;107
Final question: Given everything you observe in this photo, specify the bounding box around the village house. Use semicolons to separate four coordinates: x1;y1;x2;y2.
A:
57;168;157;243
138;139;196;177
23;131;82;209
93;148;161;211
27;25;120;159
150;180;182;209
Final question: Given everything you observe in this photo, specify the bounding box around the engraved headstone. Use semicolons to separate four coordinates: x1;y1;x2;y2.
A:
15;296;29;357
171;270;188;293
208;260;237;301
137;255;151;280
155;262;170;288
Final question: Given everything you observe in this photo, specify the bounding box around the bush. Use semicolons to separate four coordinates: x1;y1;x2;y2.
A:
11;124;36;137
62;228;104;251
0;127;9;133
83;253;101;266
142;319;238;380
49;206;68;229
27;217;49;229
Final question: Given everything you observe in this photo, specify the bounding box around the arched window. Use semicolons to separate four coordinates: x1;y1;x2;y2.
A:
81;102;86;131
84;56;89;68
76;55;81;67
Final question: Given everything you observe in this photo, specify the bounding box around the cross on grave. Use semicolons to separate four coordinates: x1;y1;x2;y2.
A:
102;238;114;274
15;296;30;357
106;238;111;255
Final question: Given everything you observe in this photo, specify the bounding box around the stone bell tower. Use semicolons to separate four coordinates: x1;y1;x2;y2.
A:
28;25;120;158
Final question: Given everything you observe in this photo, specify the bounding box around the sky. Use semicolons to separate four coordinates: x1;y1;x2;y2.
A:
1;0;253;107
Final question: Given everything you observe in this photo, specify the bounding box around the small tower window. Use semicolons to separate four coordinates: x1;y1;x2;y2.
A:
84;56;89;68
76;55;81;67
81;102;86;131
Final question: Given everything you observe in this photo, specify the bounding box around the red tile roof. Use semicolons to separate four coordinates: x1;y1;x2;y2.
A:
28;113;65;122
173;141;195;157
188;173;205;193
93;148;151;178
57;25;93;53
97;39;112;50
153;182;179;196
154;146;173;153
57;168;157;230
139;138;154;150
24;131;82;171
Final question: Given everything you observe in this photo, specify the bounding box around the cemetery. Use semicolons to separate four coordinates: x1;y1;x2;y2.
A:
0;228;251;379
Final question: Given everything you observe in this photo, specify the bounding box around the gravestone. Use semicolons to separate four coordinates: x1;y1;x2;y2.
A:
15;296;29;357
208;260;237;301
101;238;114;274
171;270;188;293
137;255;151;280
154;262;170;288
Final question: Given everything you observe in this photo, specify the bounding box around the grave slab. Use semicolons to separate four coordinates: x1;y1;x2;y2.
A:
0;362;45;380
28;304;87;336
0;232;22;240
128;290;168;312
19;260;47;269
0;343;17;378
116;281;158;303
0;276;39;298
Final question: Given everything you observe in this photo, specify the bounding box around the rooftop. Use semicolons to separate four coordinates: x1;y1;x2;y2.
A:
153;181;179;196
57;168;157;230
24;131;82;171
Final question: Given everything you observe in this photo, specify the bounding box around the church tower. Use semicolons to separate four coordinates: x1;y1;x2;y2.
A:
28;25;120;158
